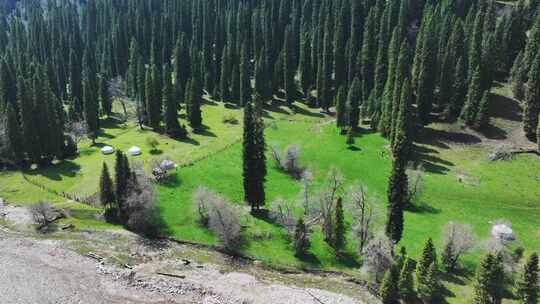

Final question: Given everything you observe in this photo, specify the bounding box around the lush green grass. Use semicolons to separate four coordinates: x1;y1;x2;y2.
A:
1;87;540;302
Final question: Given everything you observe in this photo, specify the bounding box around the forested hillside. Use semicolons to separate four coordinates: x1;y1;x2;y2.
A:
1;0;540;303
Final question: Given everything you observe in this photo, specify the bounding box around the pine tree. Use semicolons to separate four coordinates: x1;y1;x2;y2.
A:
163;64;186;139
417;238;437;279
3;102;24;165
98;73;111;115
299;33;313;96
392;78;412;158
335;86;348;132
450;57;468;120
386;158;407;243
415;9;437;125
284;28;296;105
347;77;362;130
380;266;399;304
114;150;128;220
418;262;439;302
473;253;495;304
474;91;491;130
461;68;483;127
83;70;99;143
186;71;203;131
240;43;251;107
99;163;115;209
333;197;345;253
320;17;334;111
524;52;540;142
294;217;310;257
517;253;539;304
398;258;416;301
243;98;266;212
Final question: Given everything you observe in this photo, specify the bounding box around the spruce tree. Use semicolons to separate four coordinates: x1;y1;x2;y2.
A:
398;258;416;301
186;72;203;131
517;253;539;304
294;217;310;257
333;197;345;253
98;73;111;116
163;64;185;138
114;150;128;220
450;57;468;120
99;162;115;209
320;18;334;111
380;267;399;304
418;262;439;302
4;102;24;165
347;77;362;130
240;43;251;107
243;98;266;212
415;10;437;125
335;86;348;132
473;253;496;304
299;33;313;96
474;91;491;130
83;70;99;143
524;52;540;142
284;28;296;105
417;238;437;279
386;157;407;243
461;68;483;127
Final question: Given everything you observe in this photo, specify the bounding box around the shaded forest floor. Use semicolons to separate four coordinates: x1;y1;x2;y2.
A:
1;83;539;303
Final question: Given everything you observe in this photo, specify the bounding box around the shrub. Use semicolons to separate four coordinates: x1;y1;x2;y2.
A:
293;217;311;257
146;137;160;151
124;165;161;237
29;202;57;228
270;144;304;179
192;187;242;252
222;113;239;125
360;233;394;282
441;222;475;272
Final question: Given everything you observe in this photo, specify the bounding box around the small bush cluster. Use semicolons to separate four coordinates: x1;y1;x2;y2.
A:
192;187;242;252
29;201;58;229
270;144;304;179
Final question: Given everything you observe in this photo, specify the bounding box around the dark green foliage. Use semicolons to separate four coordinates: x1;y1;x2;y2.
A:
284;28;296;105
380;266;399;304
83;69;99;142
524;52;540;142
473;253;505;304
347;77;362;129
99;163;115;209
98;74;111;115
333;197;345;253
115;150;129;218
240;43;251;107
415;7;437;125
163;64;186;139
517;253;539;304
417;262;440;302
293;217;310;257
335;87;348;131
416;238;437;279
398;258;416;301
320;18;334;111
3;102;24;164
474;91;490;130
461;68;483;127
511;51;527;101
243;97;266;211
299;33;314;96
186;72;203;131
386;158;407;243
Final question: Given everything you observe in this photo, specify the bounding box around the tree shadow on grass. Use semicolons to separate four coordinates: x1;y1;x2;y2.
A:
25;160;81;181
406;203;441;214
416;127;482;150
478;123;508;140
150;149;164;155
194;125;217;137
100;116;126;129
410;143;454;175
178;136;200;146
288;103;325;118
489;91;522;122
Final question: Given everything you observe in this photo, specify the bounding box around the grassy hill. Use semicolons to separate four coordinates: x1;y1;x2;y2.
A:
1;84;539;303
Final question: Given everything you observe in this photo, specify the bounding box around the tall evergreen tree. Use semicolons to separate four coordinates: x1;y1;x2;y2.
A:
517;253;539;304
243;97;266;212
83;69;99;143
524;52;540;142
163;64;185;138
284;28;296;105
4;102;24;164
398;257;416;301
333;197;345;253
335;86;348;132
380;266;399;304
99;162;115;209
347;77;362;130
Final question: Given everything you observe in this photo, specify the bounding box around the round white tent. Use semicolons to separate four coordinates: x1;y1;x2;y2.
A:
160;159;177;170
491;224;515;242
129;146;142;156
101;146;114;155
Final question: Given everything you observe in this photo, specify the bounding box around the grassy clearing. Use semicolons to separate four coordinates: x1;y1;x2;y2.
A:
1;86;539;302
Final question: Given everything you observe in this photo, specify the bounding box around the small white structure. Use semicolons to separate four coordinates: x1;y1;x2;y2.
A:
129;146;142;156
101;146;114;155
160;159;177;170
491;224;515;242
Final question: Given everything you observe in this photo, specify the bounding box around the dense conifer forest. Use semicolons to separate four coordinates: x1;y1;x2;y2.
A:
1;0;540;302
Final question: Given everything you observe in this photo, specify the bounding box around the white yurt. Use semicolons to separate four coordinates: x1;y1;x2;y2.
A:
129;146;142;156
160;159;177;170
101;146;114;155
491;224;515;242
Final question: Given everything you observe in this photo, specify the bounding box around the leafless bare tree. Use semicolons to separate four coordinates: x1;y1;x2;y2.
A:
407;162;425;206
345;183;377;253
317;167;344;243
66;121;88;144
360;232;394;282
29;202;58;229
441;222;475;271
270;197;297;236
124;165;161;237
270;144;304;179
